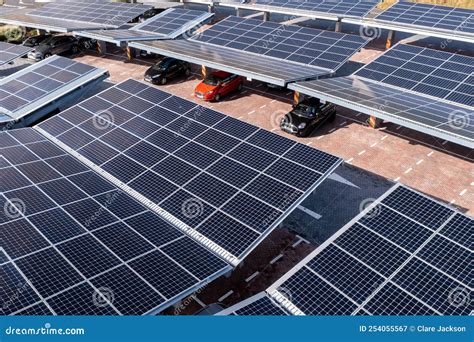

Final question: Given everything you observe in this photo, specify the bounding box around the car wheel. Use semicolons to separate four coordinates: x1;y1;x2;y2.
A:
298;129;311;138
44;53;52;59
214;93;221;102
328;112;336;122
160;77;167;85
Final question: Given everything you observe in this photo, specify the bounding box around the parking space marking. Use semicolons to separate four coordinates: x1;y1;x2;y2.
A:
381;135;388;140
339;121;347;126
316;136;324;140
427;151;434;157
193;296;206;308
306;142;313;145
328;128;336;133
450;199;456;204
297;205;322;220
394;177;401;182
404;168;412;174
370;142;377;148
245;272;260;283
416;159;424;165
259;104;266;109
247;110;255;115
358;150;366;156
346;158;354;163
459;189;467;196
270;254;284;265
442;140;448;145
218;291;234;302
271;128;278;131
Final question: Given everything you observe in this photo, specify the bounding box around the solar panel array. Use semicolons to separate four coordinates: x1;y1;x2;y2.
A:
376;2;474;34
356;44;473;106
37;79;341;264
1;128;230;316
255;0;378;17
0;41;32;66
0;6;22;15
0;56;104;119
133;8;210;36
29;1;151;27
193;15;369;71
267;184;472;315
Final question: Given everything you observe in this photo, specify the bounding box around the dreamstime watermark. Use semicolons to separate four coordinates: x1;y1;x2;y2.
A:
174;279;211;315
181;198;204;219
447;110;470;131
359;198;381;218
92;110;115;130
277;286;293;303
262;190;300;228
84;191;120;227
2;282;29;313
447;287;470;308
359;26;382;40
3;198;26;219
440;12;473;49
5;323;85;336
92;287;115;308
270;109;291;130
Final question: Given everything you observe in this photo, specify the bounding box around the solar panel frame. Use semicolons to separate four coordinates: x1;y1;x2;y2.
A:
215;292;289;316
0;41;32;66
0;55;108;126
265;183;471;316
1;128;231;316
36;78;342;266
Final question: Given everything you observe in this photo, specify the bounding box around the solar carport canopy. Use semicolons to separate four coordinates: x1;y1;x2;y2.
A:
220;0;379;20
289;44;474;148
0;56;108;125
220;184;473;316
0;41;32;66
0;128;231;315
36;79;342;266
74;8;214;44
344;3;474;43
130;16;370;86
0;2;152;32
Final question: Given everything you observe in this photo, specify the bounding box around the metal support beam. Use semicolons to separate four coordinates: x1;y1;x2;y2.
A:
293;91;302;105
201;65;208;79
97;40;107;56
126;46;135;61
335;20;342;33
208;4;214;14
386;30;396;49
236;8;242;17
263;11;270;22
368;116;382;128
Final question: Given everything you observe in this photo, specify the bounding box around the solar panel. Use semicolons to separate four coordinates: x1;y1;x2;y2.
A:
355;44;473;106
254;0;378;17
192;15;370;71
264;184;472;315
288;44;474;148
0;128;231;316
0;55;108;125
75;8;213;43
0;5;22;15
376;2;474;34
29;1;152;28
0;42;32;66
36;79;342;265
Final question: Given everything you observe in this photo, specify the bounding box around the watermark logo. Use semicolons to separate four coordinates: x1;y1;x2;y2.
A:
278;286;293;303
359;26;382;40
92;287;114;307
447;287;470;308
448;110;470;131
359;198;381;218
270;109;291;130
181;198;204;219
4;198;26;219
92;110;115;130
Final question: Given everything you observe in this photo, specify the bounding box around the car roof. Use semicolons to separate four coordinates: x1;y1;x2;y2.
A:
212;71;231;79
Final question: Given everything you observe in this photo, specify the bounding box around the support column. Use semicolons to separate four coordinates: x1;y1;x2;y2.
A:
335;20;342;33
126;46;135;61
293;91;302;105
97;40;107;56
201;65;209;79
208;4;214;14
182;1;190;9
386;30;396;49
236;8;242;17
367;116;382;128
263;11;270;22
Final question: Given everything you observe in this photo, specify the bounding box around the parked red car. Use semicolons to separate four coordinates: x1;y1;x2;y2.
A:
194;71;243;102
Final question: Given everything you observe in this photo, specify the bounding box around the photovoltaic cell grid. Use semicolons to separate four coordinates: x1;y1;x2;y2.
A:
255;0;378;17
375;2;474;34
0;6;21;15
355;44;474;106
133;8;210;37
0;128;230;316
193;15;370;71
0;56;104;119
29;1;151;27
37;79;341;263
266;184;472;316
0;41;32;66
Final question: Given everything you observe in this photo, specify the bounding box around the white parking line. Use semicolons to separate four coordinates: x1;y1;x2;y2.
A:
427;151;434;157
247;110;255;115
358;150;366;156
245;272;260;283
306;142;312;145
339;121;347;126
404;168;412;174
346;157;353;163
459;189;467;196
450;199;456;204
381;135;388;140
370;142;377;148
416;159;424;165
259;104;266;109
394;176;401;182
328;128;336;133
442;140;448;145
270;254;284;265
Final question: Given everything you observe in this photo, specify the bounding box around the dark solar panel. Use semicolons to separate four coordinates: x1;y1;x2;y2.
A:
37;78;341;262
0;41;32;65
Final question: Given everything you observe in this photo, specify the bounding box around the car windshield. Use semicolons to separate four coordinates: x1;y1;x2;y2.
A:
203;76;221;86
294;103;317;117
40;36;55;45
153;59;172;71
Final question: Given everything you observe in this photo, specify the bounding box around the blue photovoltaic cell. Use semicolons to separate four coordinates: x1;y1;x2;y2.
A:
37;79;341;261
376;2;474;34
0;128;230;316
0;41;32;65
355;44;474;106
193;15;369;71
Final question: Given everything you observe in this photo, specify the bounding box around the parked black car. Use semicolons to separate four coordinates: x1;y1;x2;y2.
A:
28;35;79;61
144;57;191;85
280;98;336;137
77;37;97;50
22;33;52;47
